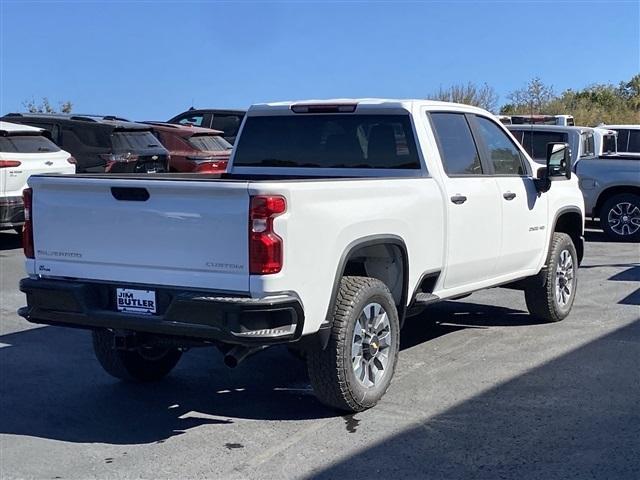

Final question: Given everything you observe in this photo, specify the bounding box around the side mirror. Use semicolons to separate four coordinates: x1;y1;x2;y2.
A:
546;142;572;180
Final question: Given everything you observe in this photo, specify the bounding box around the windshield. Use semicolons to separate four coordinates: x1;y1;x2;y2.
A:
0;134;61;153
234;114;421;169
188;134;232;152
112;131;162;152
517;130;569;160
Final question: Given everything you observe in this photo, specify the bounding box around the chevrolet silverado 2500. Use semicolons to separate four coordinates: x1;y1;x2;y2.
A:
19;99;585;412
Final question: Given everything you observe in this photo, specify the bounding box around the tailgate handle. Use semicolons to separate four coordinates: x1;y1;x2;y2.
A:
111;187;150;202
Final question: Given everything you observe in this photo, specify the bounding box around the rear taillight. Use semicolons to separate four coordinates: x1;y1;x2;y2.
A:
22;188;34;259
0;160;21;168
249;195;286;274
67;156;77;164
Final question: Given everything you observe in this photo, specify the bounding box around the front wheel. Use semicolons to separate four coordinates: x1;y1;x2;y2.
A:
306;276;400;412
600;193;640;242
524;232;578;322
92;330;182;382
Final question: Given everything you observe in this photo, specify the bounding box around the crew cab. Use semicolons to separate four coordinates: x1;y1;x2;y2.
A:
0;121;75;232
19;100;585;412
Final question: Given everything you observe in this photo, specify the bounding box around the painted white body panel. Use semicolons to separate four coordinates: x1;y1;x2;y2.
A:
26;99;585;337
0;121;75;199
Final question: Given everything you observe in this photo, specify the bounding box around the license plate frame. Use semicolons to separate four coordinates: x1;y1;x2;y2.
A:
116;288;157;315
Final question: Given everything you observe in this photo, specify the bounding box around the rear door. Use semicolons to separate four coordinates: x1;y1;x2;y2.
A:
471;115;548;275
30;176;251;292
430;112;502;288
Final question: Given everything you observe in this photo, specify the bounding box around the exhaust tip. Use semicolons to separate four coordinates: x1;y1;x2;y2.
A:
224;354;239;369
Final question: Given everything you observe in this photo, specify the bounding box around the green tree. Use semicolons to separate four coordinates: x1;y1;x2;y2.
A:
429;82;499;112
502;77;556;114
22;97;73;114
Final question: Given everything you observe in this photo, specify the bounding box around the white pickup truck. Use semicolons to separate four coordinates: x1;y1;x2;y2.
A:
19;99;585;412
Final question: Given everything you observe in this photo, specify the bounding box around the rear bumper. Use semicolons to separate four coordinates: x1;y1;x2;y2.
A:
0;196;24;229
19;278;304;345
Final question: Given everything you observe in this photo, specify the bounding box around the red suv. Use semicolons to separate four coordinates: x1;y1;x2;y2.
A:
142;122;232;173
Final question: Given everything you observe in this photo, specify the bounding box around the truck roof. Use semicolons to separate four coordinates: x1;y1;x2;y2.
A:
507;124;594;134
248;98;490;115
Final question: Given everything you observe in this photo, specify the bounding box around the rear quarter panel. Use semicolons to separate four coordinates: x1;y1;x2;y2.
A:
575;158;640;216
247;178;445;335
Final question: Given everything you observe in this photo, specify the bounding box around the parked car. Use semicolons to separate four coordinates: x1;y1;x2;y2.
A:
509;124;640;241
19;99;585;412
1;113;169;173
598;125;640;154
168;108;245;144
0;121;75;232
141;122;231;173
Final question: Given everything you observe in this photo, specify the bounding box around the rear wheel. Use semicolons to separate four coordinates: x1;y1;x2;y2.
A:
92;330;182;382
524;232;578;322
306;276;400;412
600;193;640;242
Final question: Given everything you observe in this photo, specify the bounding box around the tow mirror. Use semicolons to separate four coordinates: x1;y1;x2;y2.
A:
546;142;571;179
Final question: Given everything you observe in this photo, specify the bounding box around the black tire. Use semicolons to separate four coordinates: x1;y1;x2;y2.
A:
524;232;578;322
92;330;182;382
599;193;640;242
306;276;400;412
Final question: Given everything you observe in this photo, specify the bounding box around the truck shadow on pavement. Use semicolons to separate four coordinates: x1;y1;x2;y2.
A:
311;319;640;480
0;231;21;252
0;299;544;445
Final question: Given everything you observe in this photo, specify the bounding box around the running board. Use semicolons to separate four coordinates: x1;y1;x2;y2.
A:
414;293;440;305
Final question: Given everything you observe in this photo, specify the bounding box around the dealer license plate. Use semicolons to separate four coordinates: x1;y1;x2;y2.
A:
116;288;157;315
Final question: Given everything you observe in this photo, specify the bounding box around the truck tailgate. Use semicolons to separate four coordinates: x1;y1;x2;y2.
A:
29;176;250;292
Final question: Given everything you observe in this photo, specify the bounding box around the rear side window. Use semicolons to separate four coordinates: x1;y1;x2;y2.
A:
601;134;617;154
176;113;204;127
234;114;421;169
616;129;630;152
188;134;232;151
629;130;640;152
474;116;525;175
212;114;244;138
519;131;569;161
112;131;162;151
0;134;60;153
430;113;482;175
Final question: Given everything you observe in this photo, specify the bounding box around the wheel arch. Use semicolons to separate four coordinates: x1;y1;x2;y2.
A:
593;185;640;218
551;207;584;265
324;235;410;327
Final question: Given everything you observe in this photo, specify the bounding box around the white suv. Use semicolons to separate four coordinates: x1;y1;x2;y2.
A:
0;121;75;232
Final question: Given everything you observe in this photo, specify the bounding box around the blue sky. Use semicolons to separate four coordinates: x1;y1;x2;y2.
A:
1;1;638;119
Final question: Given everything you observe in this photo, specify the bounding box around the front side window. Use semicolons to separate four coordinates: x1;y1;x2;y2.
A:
234;114;420;169
0;134;61;153
430;113;482;175
474;116;525;175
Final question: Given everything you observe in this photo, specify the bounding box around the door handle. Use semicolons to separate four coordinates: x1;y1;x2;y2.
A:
450;195;467;205
503;192;517;201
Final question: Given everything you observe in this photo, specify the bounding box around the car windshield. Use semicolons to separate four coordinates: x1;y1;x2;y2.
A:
188;134;232;152
234;114;421;169
112;131;162;152
0;134;61;153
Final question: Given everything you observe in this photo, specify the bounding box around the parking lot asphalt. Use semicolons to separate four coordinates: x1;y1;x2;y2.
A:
0;226;638;480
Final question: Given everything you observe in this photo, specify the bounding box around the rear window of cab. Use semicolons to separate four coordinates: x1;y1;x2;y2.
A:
0;134;61;153
234;114;421;169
